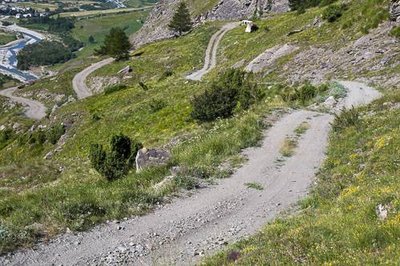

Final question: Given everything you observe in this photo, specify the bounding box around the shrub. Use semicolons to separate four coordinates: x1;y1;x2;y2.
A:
89;144;106;174
332;107;360;132
191;85;238;122
47;124;65;145
322;4;345;22
191;69;263;122
0;129;13;144
89;134;142;181
280;81;318;105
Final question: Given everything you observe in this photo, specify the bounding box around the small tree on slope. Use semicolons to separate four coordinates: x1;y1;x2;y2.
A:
169;2;192;36
97;27;131;60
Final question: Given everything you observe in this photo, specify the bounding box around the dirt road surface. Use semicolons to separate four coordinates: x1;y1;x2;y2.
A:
72;58;114;99
186;23;238;81
0;87;46;120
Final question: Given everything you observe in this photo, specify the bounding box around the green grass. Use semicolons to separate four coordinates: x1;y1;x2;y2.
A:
245;182;264;191
0;0;394;256
279;137;298;157
390;26;400;39
294;121;310;136
58;6;152;18
124;0;158;8
203;91;400;265
72;11;149;57
0;31;17;45
0;22;277;254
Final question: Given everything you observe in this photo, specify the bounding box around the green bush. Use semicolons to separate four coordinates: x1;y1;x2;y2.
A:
0;129;13;144
89;134;142;181
322;4;345;22
47;124;65;145
332;107;360;132
191;69;263;122
280;82;319;105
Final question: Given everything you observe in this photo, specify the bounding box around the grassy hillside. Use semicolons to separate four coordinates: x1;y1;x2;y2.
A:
72;11;148;56
204;91;400;265
0;31;16;45
1;23;280;253
0;0;397;257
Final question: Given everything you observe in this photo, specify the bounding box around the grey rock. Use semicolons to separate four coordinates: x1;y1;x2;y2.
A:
131;0;289;47
390;0;400;21
136;148;170;172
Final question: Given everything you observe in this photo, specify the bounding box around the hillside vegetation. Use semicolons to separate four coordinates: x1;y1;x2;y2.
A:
0;0;398;259
204;91;400;264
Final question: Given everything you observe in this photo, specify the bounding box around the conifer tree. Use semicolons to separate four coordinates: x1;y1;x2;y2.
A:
97;27;130;60
168;2;192;36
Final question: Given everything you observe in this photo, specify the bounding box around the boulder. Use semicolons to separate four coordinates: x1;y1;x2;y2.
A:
135;148;170;172
118;66;132;75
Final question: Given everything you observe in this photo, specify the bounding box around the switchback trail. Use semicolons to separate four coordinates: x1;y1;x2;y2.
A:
72;58;114;99
0;87;46;120
1;81;381;265
186;22;238;81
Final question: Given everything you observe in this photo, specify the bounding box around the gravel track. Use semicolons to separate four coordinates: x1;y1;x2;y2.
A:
186;22;238;81
0;82;381;266
0;87;46;120
72;58;114;99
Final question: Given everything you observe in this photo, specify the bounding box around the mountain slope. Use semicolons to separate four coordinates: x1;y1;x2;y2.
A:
131;0;289;47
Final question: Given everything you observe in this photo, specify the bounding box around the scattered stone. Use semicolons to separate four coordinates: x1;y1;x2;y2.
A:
136;148;170;172
118;66;132;75
376;204;389;221
390;0;400;21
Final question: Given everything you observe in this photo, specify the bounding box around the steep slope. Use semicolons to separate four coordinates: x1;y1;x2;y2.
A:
0;0;397;261
131;0;289;47
0;82;381;265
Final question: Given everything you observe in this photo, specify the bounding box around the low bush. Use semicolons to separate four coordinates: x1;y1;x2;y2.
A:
47;124;65;145
332;107;360;132
322;4;345;22
281;82;322;105
191;69;264;122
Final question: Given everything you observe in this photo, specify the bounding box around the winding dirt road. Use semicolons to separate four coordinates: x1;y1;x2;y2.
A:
186;22;238;81
0;81;381;266
0;87;46;120
72;58;114;99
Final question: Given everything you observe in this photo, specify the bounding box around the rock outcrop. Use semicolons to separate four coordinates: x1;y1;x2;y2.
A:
390;0;400;21
131;0;289;47
135;148;170;172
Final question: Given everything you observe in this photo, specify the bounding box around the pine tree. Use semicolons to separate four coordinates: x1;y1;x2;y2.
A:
88;35;95;43
97;27;131;60
168;2;192;36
